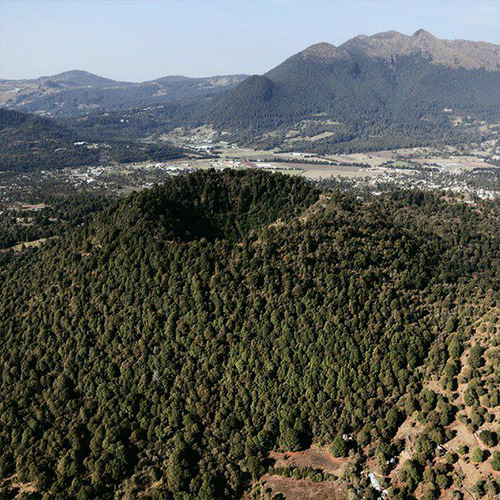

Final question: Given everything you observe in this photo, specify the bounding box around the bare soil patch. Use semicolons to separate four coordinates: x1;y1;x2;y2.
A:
270;446;343;474
262;475;347;500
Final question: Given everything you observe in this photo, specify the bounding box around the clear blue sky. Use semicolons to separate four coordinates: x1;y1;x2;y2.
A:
1;0;499;81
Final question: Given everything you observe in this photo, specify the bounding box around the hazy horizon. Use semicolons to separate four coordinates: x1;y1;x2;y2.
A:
1;0;499;82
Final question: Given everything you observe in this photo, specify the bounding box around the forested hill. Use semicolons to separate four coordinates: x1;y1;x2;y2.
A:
0;108;184;172
0;171;499;499
0;108;100;171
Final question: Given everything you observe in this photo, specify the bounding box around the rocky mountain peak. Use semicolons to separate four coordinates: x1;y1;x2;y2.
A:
300;42;340;61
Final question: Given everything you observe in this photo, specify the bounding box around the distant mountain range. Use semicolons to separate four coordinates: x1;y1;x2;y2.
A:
0;70;248;117
1;30;499;153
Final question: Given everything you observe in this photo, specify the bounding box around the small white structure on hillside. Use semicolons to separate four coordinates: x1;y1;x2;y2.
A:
369;473;388;497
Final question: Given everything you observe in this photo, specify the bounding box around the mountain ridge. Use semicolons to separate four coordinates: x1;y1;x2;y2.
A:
337;29;500;71
1;70;249;86
290;29;500;71
3;29;496;83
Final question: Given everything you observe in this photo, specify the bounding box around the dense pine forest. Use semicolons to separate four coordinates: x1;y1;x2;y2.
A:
0;171;498;499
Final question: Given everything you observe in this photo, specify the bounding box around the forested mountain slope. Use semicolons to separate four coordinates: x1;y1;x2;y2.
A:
211;31;500;151
0;171;498;499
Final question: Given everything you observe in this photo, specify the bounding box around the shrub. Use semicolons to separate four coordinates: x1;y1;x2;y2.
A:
399;460;421;491
470;448;484;463
330;434;348;458
478;429;497;447
491;451;500;471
